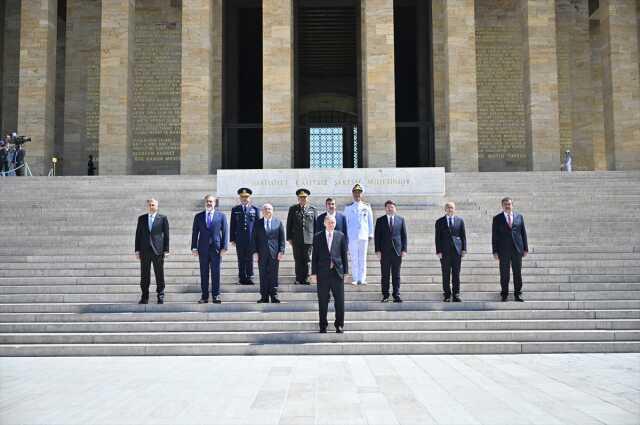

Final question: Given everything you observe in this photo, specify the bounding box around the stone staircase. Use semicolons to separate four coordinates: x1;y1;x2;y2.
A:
0;171;639;355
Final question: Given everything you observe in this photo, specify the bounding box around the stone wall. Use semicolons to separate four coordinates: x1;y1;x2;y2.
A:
2;0;20;135
131;0;181;174
475;0;527;171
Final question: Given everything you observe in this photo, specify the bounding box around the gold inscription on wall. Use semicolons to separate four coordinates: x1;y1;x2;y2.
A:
132;1;181;172
475;2;528;170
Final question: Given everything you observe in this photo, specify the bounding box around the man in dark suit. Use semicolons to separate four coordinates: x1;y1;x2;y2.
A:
135;198;170;304
374;200;408;303
311;215;349;333
316;198;348;243
14;144;25;176
287;188;317;285
192;195;228;304
435;201;467;302
230;188;260;285
253;203;285;303
492;197;528;302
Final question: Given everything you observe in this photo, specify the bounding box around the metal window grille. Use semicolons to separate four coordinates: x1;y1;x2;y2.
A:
310;127;343;168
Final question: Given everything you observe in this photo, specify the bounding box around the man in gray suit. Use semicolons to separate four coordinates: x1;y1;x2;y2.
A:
253;204;285;303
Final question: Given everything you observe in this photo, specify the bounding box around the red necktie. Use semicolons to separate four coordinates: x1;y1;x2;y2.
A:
507;214;512;228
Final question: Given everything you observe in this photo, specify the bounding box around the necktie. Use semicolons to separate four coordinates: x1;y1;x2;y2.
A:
389;216;393;231
448;217;452;229
328;232;334;268
507;214;513;228
207;212;212;228
267;219;271;231
148;215;154;231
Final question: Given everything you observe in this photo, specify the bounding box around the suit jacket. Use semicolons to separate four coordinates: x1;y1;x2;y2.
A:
374;215;408;257
15;148;25;164
316;212;348;244
286;204;317;245
253;217;285;260
435;215;467;256
191;210;228;255
230;204;260;249
135;213;170;256
492;212;528;256
312;230;349;280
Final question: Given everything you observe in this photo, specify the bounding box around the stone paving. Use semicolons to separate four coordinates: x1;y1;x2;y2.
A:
1;354;638;425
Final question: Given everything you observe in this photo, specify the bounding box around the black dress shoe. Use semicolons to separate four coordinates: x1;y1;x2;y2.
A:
452;295;462;302
514;295;525;302
270;296;281;304
319;328;327;333
157;298;164;305
501;295;508;302
138;298;148;305
300;281;311;286
335;326;344;334
443;295;451;302
257;298;269;303
198;298;208;304
381;296;390;303
211;296;222;304
393;296;403;303
246;280;255;285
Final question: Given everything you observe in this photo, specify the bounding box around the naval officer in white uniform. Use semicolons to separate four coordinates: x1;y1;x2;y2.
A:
343;183;374;285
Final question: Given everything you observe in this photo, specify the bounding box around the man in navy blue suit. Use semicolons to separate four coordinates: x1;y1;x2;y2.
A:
230;188;260;285
374;200;408;303
253;203;285;303
435;201;467;302
192;195;228;304
316;197;348;244
492;197;528;302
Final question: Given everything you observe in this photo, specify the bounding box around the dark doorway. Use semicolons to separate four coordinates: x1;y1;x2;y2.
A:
223;0;262;169
394;0;434;167
294;0;361;168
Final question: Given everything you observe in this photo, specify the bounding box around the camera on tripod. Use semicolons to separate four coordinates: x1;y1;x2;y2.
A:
11;132;31;145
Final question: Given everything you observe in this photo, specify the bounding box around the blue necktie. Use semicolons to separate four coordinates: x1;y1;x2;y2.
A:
207;212;212;228
148;215;154;231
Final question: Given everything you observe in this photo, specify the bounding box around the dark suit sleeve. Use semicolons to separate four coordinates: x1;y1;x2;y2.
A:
162;216;170;253
315;215;322;234
286;207;294;241
460;218;467;252
135;216;142;253
401;218;408;253
312;208;318;234
341;215;348;245
252;221;260;254
278;222;286;254
311;234;319;275
374;217;382;252
229;207;236;243
435;219;442;254
221;213;229;251
492;215;499;255
520;215;528;252
191;215;199;250
341;234;348;275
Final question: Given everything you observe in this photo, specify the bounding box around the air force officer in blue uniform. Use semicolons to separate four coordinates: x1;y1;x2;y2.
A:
192;195;228;304
230;188;260;285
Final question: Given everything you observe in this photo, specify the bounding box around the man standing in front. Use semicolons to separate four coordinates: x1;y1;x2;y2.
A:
435;201;467;302
286;188;317;285
374;200;408;303
192;195;228;304
230;188;260;285
344;183;374;286
253;203;285;303
135;198;170;305
311;215;349;333
492;197;528;302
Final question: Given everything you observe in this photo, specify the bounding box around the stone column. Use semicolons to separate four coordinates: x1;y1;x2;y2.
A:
361;0;396;168
521;0;561;171
431;0;449;169
180;0;222;174
443;0;479;171
2;0;21;135
98;0;134;175
263;0;293;168
601;0;640;170
17;0;58;175
589;19;608;170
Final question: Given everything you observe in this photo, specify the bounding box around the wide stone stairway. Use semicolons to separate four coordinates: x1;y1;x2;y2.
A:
0;171;639;356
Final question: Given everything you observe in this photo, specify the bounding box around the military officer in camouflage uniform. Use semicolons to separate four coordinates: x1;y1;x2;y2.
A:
286;188;317;285
230;188;261;285
343;183;374;285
